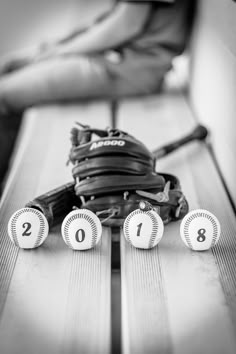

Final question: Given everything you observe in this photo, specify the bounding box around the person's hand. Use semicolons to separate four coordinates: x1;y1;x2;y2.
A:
0;50;37;76
0;55;29;75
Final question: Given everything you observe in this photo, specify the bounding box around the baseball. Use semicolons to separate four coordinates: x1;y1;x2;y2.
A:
123;209;164;249
180;209;221;251
61;209;102;250
8;208;49;249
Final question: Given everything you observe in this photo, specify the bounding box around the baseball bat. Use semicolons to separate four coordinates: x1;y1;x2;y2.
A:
152;124;208;159
25;182;78;227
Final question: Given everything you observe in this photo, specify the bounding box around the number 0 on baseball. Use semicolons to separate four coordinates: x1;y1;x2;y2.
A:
61;209;102;250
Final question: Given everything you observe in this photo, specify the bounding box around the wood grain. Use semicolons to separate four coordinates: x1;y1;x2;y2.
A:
118;91;236;354
0;103;112;354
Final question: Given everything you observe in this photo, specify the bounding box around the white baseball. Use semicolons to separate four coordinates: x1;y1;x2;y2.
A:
180;209;221;251
123;209;164;249
8;208;49;249
61;209;102;250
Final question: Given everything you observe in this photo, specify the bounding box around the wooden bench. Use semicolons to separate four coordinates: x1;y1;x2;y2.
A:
0;71;236;354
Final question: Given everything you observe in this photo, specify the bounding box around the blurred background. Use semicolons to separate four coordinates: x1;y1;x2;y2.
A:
0;0;111;56
0;0;235;207
189;0;236;207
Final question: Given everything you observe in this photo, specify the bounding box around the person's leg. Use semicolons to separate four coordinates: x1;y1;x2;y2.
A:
0;56;113;113
0;55;113;189
0;54;161;188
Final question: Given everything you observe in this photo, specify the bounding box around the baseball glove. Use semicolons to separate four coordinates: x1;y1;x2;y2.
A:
26;123;189;227
66;123;189;226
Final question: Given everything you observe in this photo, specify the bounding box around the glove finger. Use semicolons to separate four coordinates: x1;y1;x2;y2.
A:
72;156;153;179
75;173;165;196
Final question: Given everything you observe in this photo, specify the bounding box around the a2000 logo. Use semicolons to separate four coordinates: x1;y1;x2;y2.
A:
90;140;125;150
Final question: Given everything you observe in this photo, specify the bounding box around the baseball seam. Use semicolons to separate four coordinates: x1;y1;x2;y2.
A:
148;211;159;249
124;210;140;245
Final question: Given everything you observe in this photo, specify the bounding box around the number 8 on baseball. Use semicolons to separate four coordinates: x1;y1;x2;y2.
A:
180;209;221;251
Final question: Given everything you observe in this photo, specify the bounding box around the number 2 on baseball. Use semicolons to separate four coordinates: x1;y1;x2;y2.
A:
22;222;32;236
8;208;49;249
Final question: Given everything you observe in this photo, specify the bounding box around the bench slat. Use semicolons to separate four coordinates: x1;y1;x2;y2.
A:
0;104;112;354
119;92;236;354
120;235;172;354
0;226;111;354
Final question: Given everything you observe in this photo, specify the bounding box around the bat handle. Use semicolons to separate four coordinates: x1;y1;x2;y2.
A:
153;124;208;160
25;182;78;226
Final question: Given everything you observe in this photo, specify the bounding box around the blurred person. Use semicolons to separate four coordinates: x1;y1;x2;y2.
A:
0;0;195;188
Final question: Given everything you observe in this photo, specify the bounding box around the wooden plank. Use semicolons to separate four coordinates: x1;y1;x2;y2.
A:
0;103;112;354
120;235;172;354
0;226;111;354
118;92;236;354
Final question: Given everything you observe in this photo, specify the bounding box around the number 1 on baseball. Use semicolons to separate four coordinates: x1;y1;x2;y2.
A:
123;209;164;249
136;222;143;236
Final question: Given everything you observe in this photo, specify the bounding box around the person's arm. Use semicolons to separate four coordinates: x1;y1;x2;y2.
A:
0;2;150;75
53;7;115;45
39;2;151;58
